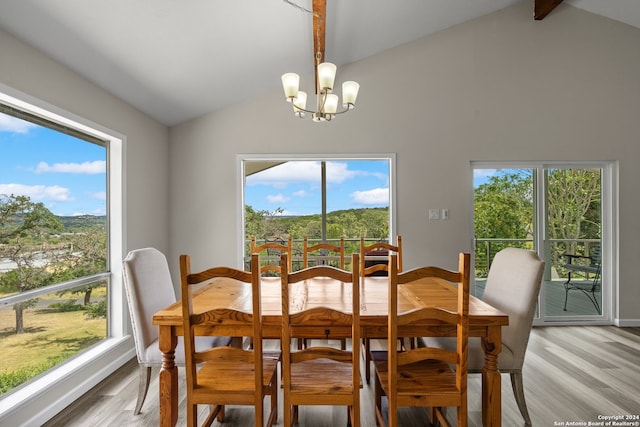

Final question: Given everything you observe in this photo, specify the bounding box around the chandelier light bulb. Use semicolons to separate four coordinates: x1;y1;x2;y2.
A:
281;73;300;100
317;62;337;91
293;91;307;117
342;81;360;108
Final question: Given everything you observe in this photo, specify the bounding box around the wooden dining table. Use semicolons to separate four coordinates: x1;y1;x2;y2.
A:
152;275;508;427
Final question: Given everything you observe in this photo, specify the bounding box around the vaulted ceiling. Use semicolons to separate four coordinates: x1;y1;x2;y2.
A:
1;0;639;126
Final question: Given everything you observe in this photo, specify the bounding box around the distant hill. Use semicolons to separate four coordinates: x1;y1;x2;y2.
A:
57;215;106;231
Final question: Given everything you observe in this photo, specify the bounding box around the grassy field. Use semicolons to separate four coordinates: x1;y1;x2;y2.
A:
0;308;106;373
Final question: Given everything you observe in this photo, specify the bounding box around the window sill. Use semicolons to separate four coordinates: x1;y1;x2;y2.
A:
0;336;135;426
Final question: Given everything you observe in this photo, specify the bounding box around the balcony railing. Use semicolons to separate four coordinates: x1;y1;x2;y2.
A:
246;237;601;284
244;238;387;272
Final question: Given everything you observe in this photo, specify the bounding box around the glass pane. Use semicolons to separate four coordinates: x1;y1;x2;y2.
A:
473;168;534;297
1;112;108;298
544;168;602;317
0;281;107;395
244;159;390;271
0;110;109;396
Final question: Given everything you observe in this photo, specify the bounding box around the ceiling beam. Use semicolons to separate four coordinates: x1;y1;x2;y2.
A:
534;0;564;20
312;0;326;93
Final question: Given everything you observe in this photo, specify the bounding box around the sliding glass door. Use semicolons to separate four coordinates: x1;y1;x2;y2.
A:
473;162;613;324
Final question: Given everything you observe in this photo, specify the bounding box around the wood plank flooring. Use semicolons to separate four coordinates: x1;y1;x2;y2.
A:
43;326;640;426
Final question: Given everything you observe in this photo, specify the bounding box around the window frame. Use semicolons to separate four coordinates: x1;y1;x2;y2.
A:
236;153;397;267
0;84;128;425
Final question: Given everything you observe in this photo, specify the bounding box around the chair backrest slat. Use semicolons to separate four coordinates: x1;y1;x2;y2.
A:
360;235;402;277
303;237;345;269
251;236;292;275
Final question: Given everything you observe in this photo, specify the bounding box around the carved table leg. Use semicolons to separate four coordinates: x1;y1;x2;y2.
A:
158;326;178;427
481;326;502;427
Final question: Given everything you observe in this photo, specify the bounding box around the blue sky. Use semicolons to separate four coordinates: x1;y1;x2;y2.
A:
0;113;106;216
473;168;497;187
245;160;390;216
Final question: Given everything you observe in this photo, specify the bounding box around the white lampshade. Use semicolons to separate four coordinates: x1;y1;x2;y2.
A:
317;62;337;91
324;94;338;114
342;81;360;108
281;73;300;101
293;91;307;116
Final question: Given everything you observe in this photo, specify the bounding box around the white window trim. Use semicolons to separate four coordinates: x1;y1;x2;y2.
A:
0;84;133;426
236;153;397;267
470;160;618;327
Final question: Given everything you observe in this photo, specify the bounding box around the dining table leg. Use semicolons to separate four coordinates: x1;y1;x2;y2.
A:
481;326;502;427
158;325;178;427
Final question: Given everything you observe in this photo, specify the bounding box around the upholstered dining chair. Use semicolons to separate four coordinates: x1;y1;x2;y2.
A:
421;247;544;426
122;247;230;415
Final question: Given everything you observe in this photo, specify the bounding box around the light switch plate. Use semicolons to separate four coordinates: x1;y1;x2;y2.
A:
429;209;440;220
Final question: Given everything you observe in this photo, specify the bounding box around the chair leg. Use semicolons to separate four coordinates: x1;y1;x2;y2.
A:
134;365;152;415
510;371;532;426
363;338;371;384
563;287;570;311
187;403;198;427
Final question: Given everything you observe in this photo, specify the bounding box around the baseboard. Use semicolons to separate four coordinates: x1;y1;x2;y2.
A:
614;318;640;327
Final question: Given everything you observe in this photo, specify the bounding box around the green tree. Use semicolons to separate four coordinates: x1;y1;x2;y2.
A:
244;205;286;240
0;194;63;333
473;171;533;275
54;226;107;305
547;169;601;266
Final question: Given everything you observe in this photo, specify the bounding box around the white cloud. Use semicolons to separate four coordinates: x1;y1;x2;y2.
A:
351;188;389;205
325;162;357;183
292;190;308;197
0;114;37;133
246;161;356;187
267;193;290;204
35;160;106;174
0;183;72;201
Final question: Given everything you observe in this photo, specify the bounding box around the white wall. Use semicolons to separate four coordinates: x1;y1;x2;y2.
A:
169;1;640;324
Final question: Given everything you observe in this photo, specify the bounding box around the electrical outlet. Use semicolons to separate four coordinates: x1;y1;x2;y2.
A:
429;209;440;220
441;209;449;220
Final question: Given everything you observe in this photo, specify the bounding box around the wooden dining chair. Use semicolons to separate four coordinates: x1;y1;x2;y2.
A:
373;253;470;427
360;235;402;277
301;237;346;349
280;253;361;427
360;235;403;383
302;236;345;269
251;236;292;275
180;253;280;427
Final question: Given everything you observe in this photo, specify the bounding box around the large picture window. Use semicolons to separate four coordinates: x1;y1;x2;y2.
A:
239;155;396;270
0;94;120;402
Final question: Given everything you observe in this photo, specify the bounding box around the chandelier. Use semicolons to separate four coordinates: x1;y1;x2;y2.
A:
281;0;360;122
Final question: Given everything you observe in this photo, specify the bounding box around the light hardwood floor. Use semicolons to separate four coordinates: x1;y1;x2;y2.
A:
44;326;640;426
